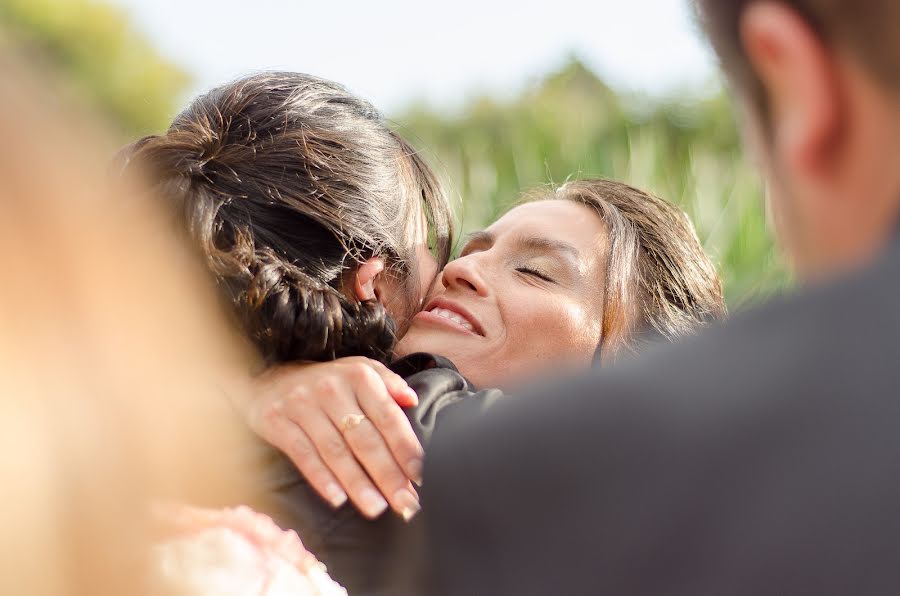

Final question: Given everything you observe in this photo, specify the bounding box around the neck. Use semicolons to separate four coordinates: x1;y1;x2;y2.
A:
803;194;900;281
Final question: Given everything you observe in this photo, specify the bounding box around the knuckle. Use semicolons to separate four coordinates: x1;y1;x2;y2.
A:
349;427;382;454
284;384;310;405
367;382;393;404
390;435;422;460
371;465;406;489
350;363;378;385
289;437;315;460
320;435;349;459
368;405;399;429
367;359;389;373
312;377;340;397
259;399;285;425
381;367;403;383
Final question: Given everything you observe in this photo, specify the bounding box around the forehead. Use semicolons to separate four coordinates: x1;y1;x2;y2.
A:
486;200;607;252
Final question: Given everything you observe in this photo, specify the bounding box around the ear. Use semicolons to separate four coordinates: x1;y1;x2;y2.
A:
352;257;385;302
740;1;843;177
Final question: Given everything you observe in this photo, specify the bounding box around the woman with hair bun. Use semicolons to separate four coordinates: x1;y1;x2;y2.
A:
121;72;458;592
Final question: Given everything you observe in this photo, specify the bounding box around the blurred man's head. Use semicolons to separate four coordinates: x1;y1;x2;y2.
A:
695;0;900;279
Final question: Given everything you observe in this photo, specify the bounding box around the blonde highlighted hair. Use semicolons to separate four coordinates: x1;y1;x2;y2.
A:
534;179;726;360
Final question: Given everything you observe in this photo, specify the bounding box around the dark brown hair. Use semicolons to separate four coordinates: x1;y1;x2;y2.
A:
536;179;726;359
694;0;900;117
121;72;452;364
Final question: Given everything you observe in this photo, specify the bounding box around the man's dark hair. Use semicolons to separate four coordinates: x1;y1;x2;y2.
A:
694;0;900;116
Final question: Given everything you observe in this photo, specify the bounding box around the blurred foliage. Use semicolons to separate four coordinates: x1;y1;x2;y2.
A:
0;0;188;136
0;0;785;306
395;58;789;306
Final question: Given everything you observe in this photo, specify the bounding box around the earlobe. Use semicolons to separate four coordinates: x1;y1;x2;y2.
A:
741;1;842;174
353;258;385;302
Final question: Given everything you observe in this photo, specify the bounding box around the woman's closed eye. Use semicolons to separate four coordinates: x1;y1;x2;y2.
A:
515;266;555;283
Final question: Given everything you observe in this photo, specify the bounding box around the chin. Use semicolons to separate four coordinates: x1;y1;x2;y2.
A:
394;328;443;358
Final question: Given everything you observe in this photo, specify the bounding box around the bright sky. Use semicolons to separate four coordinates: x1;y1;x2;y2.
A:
108;0;720;113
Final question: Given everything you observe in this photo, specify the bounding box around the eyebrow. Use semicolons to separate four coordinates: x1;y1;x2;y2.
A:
463;230;581;262
462;230;495;251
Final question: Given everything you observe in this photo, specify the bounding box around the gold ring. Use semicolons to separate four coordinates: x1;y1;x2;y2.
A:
339;413;367;433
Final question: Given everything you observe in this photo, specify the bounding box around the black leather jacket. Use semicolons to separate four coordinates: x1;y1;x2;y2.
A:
252;353;503;595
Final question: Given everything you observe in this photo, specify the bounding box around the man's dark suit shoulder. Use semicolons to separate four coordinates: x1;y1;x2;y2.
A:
424;239;900;595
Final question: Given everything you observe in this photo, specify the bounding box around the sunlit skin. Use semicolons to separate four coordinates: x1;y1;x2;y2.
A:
395;200;608;389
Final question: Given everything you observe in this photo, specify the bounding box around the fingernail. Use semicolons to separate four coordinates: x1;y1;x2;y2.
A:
359;488;389;518
405;387;419;404
393;489;421;522
326;483;348;508
407;458;424;486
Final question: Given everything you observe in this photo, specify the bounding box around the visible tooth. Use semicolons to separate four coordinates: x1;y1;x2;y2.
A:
430;307;475;332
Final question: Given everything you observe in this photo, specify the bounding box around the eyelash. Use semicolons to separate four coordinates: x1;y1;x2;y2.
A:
516;266;554;283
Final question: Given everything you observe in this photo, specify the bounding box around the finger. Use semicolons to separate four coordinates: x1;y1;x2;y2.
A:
262;415;349;510
353;368;425;486
337;415;421;521
318;392;420;519
289;399;392;519
355;358;419;408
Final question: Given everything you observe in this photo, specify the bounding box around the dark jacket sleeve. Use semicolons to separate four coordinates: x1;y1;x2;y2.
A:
393;353;505;445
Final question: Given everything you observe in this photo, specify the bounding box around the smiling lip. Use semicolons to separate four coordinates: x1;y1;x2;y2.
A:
414;298;485;337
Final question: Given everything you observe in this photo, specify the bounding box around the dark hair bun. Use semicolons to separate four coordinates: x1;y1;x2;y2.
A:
234;250;396;363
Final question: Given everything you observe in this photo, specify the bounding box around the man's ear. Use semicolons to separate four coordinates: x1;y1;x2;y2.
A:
740;1;843;177
353;258;385;302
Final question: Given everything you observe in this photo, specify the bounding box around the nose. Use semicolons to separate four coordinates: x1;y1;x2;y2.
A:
440;253;489;296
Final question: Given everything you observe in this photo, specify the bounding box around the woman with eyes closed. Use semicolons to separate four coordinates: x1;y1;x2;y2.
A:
398;180;727;387
248;178;726;594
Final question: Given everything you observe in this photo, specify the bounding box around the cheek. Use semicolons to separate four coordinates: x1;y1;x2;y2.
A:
502;299;600;366
377;276;409;325
388;244;440;328
414;245;440;302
